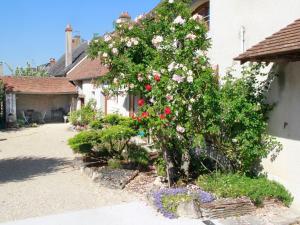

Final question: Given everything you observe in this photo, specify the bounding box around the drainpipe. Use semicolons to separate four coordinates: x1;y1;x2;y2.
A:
240;26;246;53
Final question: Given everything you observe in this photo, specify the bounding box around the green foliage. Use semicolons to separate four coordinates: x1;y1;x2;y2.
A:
98;125;137;158
15;63;48;77
197;173;293;206
89;120;103;130
69;100;98;126
87;0;282;181
126;143;150;168
68;130;101;154
108;159;122;169
214;64;282;174
88;0;218;182
162;194;192;214
154;156;167;177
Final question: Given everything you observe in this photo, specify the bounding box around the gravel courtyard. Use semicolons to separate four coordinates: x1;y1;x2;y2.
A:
0;124;137;223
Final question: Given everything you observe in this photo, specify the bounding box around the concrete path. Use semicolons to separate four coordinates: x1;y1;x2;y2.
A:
0;202;213;225
0;124;137;223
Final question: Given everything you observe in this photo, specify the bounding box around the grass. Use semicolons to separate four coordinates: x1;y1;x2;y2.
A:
197;173;293;206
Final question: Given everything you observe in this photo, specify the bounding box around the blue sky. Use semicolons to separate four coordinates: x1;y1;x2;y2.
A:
0;0;160;74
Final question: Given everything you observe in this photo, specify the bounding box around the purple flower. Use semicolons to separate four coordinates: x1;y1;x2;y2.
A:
152;188;214;219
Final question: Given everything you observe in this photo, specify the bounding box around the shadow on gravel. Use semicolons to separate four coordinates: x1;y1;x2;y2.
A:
0;157;71;183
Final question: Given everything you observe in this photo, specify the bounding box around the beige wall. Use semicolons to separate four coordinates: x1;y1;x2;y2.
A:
208;0;300;76
16;94;75;122
264;62;300;210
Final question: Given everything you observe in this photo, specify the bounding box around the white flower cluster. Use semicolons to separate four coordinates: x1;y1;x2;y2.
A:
173;16;185;25
126;37;139;47
191;14;204;23
112;48;119;55
186;33;197;40
152;35;164;48
104;35;112;42
168;0;174;3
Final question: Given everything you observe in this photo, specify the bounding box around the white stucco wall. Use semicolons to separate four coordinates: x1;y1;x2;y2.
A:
264;62;300;210
209;0;300;76
79;79;132;117
82;80;104;111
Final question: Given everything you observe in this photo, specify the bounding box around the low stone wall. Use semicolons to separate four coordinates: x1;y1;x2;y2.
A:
73;157;139;189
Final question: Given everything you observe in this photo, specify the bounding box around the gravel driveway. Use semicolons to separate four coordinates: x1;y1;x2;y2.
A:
0;124;137;223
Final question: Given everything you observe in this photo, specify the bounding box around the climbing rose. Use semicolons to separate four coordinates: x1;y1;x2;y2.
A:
160;114;166;119
142;112;149;118
145;84;152;91
165;107;172;115
154;74;161;82
138;99;145;107
191;14;204;23
173;16;185;25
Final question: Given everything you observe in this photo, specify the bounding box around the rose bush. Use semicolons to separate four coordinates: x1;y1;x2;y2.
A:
89;0;219;185
88;0;281;184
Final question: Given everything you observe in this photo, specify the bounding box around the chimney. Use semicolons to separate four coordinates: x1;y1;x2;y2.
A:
0;62;3;76
117;12;131;24
49;58;56;65
65;24;73;68
72;35;82;49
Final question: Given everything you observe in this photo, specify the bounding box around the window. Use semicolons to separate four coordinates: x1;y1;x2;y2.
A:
193;1;210;28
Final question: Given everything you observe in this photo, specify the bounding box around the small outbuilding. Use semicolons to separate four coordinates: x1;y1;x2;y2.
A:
0;76;77;125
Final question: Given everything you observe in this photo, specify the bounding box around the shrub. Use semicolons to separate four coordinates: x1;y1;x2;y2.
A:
89;120;103;130
108;159;122;169
98;125;137;158
154;156;167;177
69;100;98;126
197;173;293;206
214;64;282;174
126;143;150;168
68;130;101;155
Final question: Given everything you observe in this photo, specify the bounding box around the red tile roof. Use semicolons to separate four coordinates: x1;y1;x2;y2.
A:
67;57;108;81
0;76;77;94
235;19;300;63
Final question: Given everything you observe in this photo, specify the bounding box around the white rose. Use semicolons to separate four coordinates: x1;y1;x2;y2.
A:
104;35;112;42
173;16;185;25
169;0;174;3
102;52;108;58
176;125;185;133
112;48;119;55
187;70;193;76
113;78;118;84
186;33;197;40
191;14;204;23
190;98;195;103
187;76;194;83
126;41;132;47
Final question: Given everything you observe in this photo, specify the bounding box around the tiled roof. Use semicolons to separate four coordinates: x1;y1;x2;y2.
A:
67;57;108;81
235;19;300;63
47;42;88;77
0;76;77;94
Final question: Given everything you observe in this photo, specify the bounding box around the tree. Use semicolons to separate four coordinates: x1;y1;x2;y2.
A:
89;0;219;185
15;63;48;77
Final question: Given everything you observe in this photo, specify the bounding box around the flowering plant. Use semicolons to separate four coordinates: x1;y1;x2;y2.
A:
152;187;214;219
89;0;219;185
